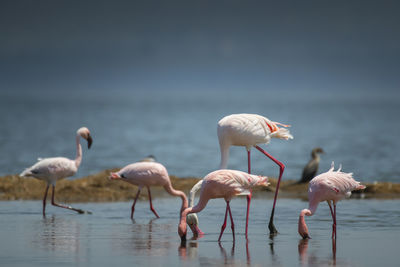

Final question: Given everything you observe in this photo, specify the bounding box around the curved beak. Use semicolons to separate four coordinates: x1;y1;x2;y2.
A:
301;233;311;239
180;234;187;242
87;135;93;149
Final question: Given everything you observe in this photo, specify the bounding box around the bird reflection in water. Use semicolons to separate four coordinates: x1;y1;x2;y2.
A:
218;241;235;265
178;240;198;261
39;215;80;252
298;238;337;266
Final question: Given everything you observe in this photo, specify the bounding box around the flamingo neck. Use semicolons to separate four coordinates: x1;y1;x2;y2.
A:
178;196;209;239
75;134;82;168
164;184;188;214
219;144;230;169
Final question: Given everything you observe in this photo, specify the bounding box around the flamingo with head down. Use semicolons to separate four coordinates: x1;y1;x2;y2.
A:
178;169;269;242
109;161;188;220
20;127;93;216
298;162;366;239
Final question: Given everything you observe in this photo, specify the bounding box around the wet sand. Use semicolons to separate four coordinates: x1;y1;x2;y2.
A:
1;169;399;202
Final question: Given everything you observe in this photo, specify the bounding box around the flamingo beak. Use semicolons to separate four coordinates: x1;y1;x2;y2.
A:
87;135;93;149
180;233;187;242
301;233;311;239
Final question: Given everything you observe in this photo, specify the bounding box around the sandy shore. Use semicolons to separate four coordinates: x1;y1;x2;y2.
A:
0;169;399;202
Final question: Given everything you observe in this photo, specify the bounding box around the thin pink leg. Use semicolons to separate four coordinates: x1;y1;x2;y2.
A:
227;201;235;242
218;202;230;241
131;188;141;219
333;204;337;239
51;185;85;214
327;201;335;238
42;184;50;216
246;149;252;238
255;145;285;234
147;187;160;218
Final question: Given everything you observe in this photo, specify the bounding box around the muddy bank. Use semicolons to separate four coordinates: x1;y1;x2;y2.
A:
0;169;399;202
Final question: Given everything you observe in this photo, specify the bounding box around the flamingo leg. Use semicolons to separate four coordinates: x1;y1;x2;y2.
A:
246;149;252;238
333;203;337;239
42;184;50;216
131;187;142;219
218;201;230;241
147;187;160;218
227;201;235;242
327;201;335;239
254;145;285;234
50;185;85;214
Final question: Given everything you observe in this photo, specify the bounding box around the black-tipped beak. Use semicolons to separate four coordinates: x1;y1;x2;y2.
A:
180;234;187;242
87;135;93;149
302;233;311;239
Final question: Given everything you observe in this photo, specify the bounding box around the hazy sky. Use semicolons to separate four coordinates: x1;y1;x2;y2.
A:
1;0;399;92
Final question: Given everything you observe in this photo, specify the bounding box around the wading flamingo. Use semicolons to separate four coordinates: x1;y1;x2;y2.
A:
20;127;93;216
298;147;324;183
178;169;269;241
298;162;366;239
109;161;188;219
217;113;293;234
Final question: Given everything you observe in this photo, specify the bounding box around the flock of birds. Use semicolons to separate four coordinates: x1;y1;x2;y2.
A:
20;113;366;242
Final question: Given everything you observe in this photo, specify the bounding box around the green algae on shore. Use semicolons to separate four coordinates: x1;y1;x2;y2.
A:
0;169;399;202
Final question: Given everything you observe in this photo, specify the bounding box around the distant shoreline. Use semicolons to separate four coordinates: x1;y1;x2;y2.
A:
1;169;399;202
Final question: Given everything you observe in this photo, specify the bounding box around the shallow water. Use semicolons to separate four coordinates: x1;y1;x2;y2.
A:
0;198;399;266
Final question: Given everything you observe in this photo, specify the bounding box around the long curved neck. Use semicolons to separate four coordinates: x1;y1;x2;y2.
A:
219;143;230;169
164;183;188;214
298;201;319;237
178;196;209;237
75;134;82;168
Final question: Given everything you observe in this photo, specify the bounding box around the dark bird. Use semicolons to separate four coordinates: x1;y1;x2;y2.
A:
298;147;324;183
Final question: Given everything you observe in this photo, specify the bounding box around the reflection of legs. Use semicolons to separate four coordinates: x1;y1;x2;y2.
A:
147;187;160;218
227;201;235;242
42;184;50;216
131;187;141;219
218;201;230;241
246;149;252;238
255;145;285;234
51;185;84;214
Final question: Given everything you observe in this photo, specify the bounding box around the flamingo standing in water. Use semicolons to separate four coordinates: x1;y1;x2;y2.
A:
298;162;366;239
178;169;269;241
217;113;293;234
109;161;188;219
20;127;93;216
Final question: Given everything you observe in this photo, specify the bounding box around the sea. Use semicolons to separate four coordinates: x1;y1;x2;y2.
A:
0;88;399;182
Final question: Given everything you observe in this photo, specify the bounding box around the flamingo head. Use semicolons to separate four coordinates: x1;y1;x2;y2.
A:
298;209;312;239
109;172;121;180
178;221;187;242
77;127;93;149
186;213;204;237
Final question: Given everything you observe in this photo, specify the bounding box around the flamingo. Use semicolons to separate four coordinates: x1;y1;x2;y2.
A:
298;162;366;239
178;169;269;241
217;113;293;234
298;147;324;183
20;127;93;216
109;161;188;219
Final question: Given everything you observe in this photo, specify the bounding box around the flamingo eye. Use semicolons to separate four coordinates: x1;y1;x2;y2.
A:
121;174;126;178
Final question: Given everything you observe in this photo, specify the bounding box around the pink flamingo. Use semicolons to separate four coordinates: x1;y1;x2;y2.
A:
217;113;293;234
298;162;366;239
178;169;269;241
20;127;93;216
109;161;188;219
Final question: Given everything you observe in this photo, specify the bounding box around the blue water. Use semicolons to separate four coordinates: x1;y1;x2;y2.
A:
0;197;399;266
0;88;399;181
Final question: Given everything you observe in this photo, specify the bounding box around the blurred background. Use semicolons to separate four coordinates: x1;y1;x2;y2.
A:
1;0;399;181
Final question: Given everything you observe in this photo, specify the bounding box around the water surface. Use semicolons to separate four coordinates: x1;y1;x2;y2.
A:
0;198;398;266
